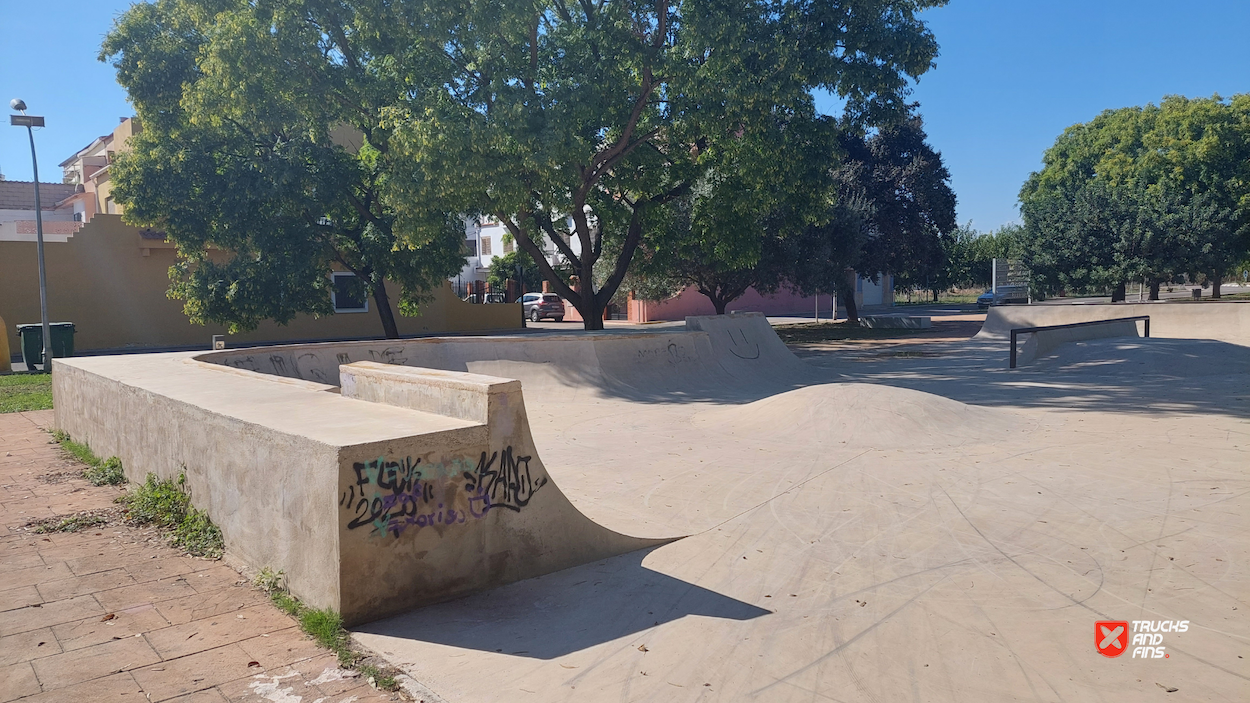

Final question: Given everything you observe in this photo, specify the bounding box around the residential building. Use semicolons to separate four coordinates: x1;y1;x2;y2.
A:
457;216;563;285
2;119;519;357
0;179;80;242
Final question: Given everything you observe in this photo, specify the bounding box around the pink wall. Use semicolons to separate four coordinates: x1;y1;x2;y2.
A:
630;285;835;322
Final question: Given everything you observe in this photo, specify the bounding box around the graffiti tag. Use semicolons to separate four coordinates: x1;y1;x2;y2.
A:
341;447;547;539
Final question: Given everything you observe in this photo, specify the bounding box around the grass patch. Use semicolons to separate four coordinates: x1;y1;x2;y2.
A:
84;456;126;486
123;473;224;558
49;431;127;486
52;429;102;466
253;569;401;691
775;321;926;344
0;373;53;413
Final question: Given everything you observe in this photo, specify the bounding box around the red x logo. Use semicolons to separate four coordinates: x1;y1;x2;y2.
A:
1096;621;1129;657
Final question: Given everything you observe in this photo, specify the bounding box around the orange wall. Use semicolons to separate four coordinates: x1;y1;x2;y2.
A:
1;215;519;355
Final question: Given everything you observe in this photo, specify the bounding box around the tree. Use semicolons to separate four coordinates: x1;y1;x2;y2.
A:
101;0;467;339
840;117;957;304
487;248;547;293
785;197;872;322
1141;95;1250;296
1020;95;1250;300
632;116;841;314
932;223;1022;294
374;0;946;328
798;115;955;318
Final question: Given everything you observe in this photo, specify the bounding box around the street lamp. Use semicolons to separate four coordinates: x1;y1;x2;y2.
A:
9;99;52;373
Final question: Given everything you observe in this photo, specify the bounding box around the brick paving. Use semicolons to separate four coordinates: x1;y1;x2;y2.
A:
0;410;400;703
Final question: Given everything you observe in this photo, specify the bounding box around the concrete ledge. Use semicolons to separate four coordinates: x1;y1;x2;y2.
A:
340;361;520;424
860;315;932;329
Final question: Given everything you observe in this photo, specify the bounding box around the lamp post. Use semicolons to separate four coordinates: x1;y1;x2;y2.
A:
9;99;52;373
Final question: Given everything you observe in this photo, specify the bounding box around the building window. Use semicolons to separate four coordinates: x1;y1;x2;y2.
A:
73;212;83;222
105;197;117;215
331;273;369;313
480;236;492;256
503;238;514;254
464;238;478;257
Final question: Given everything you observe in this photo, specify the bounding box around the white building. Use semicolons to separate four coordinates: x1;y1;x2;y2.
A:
456;216;573;285
0;179;81;242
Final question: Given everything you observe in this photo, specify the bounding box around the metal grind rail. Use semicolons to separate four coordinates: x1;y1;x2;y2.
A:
1010;315;1150;368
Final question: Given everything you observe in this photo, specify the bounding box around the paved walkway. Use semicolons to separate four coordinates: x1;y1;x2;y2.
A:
0;410;398;703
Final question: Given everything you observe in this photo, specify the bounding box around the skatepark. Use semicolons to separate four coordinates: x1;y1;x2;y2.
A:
51;302;1250;701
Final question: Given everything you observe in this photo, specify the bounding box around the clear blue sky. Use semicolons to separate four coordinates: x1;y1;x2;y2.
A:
3;1;1248;230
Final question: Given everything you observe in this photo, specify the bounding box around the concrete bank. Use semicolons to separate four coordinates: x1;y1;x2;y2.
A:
52;349;661;625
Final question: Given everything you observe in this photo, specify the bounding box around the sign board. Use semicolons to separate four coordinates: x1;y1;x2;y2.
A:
992;258;1031;304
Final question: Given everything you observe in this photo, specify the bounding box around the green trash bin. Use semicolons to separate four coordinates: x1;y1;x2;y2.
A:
15;323;76;370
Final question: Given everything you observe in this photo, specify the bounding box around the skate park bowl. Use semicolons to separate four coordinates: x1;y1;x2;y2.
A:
50;306;1250;701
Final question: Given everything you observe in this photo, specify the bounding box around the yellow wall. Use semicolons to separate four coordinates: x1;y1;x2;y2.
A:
1;215;519;355
0;314;9;372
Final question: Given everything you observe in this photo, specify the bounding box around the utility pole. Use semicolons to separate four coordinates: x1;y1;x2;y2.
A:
10;99;52;373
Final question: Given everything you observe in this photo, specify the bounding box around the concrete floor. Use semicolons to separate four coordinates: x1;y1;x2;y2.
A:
352;311;1249;702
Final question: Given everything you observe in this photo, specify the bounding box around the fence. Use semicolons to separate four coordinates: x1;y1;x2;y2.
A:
452;280;522;304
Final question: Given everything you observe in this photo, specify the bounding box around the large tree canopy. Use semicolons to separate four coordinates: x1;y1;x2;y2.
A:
839;116;957;304
632;113;954;318
103;0;947;331
784;115;954;320
629;114;842;314
1020;95;1250;299
376;0;947;328
102;0;473;338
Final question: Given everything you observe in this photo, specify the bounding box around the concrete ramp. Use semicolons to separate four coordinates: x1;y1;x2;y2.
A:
977;301;1250;346
53;350;664;626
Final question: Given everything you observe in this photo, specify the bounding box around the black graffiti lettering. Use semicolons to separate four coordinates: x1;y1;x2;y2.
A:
347;496;385;531
727;329;760;359
227;356;260;372
377;457;420;494
345;446;546;536
353;461;372;486
464;446;548;516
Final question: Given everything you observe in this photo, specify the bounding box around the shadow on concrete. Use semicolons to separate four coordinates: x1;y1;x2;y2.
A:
352;547;770;660
801;336;1250;419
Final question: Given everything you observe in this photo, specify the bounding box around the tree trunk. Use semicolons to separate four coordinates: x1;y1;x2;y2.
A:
837;279;859;324
1148;281;1161;301
372;281;400;339
931;289;939;303
1111;282;1126;303
578;297;606;331
1211;274;1222;299
713;297;728;315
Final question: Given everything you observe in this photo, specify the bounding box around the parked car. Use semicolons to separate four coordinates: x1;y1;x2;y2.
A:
521;292;565;322
978;285;1029;309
